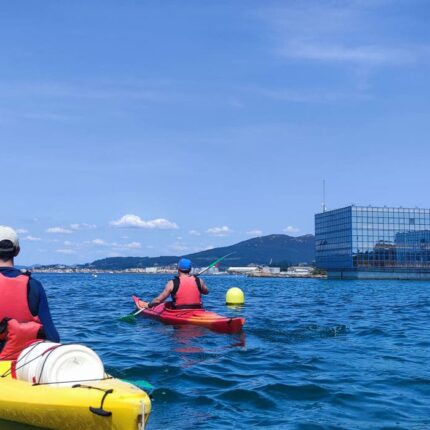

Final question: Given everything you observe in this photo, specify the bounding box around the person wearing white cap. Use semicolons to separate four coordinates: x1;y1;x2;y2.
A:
0;226;59;360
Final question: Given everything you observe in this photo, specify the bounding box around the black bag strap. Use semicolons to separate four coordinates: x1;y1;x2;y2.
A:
0;318;10;335
171;276;180;298
194;276;203;293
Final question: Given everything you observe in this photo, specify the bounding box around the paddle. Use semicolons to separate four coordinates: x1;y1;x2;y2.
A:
119;300;149;322
196;252;235;276
119;253;234;322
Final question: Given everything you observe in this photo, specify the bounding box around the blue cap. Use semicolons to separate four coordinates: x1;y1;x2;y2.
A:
178;258;192;271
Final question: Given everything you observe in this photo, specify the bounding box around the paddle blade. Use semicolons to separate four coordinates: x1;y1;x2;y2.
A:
119;304;147;322
119;313;137;323
122;379;155;390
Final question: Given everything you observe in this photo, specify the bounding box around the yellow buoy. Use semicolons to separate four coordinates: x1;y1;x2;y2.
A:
226;287;245;305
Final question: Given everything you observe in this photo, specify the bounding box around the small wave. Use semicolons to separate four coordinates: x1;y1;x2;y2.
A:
267;382;330;401
151;387;216;406
109;363;183;384
249;324;348;345
356;327;389;337
179;373;238;390
216;388;276;409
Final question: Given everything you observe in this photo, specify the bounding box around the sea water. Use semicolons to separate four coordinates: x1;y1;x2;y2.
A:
1;274;429;429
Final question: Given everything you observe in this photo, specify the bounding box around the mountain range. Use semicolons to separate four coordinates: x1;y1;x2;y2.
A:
85;234;315;270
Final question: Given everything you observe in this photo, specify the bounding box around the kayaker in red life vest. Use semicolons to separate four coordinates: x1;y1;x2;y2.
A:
148;258;209;309
0;226;60;360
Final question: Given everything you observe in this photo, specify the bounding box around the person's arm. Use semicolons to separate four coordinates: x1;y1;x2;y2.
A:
199;278;209;295
28;279;60;343
148;280;174;307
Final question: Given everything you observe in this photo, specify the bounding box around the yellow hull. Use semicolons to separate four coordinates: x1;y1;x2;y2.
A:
0;361;151;430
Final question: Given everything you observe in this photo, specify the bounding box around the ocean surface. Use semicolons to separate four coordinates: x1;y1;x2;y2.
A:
1;274;429;430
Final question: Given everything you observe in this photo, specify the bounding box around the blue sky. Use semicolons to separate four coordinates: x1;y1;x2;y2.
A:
1;0;430;265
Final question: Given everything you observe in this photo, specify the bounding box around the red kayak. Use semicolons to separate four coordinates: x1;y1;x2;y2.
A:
132;296;245;334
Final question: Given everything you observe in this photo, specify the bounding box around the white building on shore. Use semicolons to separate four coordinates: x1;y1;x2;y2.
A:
285;266;313;276
227;266;259;274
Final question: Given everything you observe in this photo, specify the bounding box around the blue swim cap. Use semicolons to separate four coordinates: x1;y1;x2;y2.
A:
178;258;192;271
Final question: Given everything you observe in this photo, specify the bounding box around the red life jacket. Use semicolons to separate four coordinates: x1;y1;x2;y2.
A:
171;276;202;309
0;273;43;360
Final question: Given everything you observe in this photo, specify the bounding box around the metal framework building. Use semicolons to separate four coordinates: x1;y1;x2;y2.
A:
315;205;430;279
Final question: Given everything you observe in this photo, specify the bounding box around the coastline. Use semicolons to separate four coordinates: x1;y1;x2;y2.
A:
31;268;327;278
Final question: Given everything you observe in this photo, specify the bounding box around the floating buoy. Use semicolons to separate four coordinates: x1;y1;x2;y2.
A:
226;287;245;305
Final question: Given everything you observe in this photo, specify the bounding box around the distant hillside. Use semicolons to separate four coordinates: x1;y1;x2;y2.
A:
86;234;315;270
85;256;178;270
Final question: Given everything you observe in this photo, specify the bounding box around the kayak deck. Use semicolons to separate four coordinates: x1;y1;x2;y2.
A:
132;296;244;334
0;360;151;430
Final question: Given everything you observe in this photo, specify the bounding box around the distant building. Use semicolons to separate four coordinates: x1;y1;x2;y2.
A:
227;266;259;274
266;266;281;274
192;267;221;275
315;205;430;279
286;266;313;276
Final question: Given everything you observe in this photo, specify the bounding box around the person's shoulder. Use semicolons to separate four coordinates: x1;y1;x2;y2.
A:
166;278;175;289
28;274;44;292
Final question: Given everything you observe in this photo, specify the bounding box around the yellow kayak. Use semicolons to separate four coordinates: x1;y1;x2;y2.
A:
0;360;151;430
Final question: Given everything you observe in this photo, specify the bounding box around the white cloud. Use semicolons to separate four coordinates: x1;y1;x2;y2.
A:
112;241;142;250
168;243;189;252
278;43;417;66
87;239;141;249
246;229;263;236
227;97;244;108
63;240;73;246
263;2;424;66
188;230;201;236
110;214;178;230
91;239;108;246
16;229;28;234
56;249;76;254
70;223;96;230
46;227;73;234
124;242;142;250
257;87;372;104
206;226;232;237
192;244;215;252
23;235;41;241
283;226;300;235
0;80;175;103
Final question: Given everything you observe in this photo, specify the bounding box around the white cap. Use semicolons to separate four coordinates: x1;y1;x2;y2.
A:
0;226;19;249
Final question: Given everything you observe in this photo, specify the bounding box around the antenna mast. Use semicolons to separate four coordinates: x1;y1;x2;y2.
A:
322;179;326;213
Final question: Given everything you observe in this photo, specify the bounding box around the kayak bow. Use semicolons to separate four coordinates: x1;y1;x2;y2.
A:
0;360;151;430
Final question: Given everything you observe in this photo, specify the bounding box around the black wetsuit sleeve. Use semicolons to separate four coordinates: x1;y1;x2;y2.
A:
28;278;60;343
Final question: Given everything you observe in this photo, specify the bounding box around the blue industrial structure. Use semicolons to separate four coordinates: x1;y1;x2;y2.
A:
315;206;430;279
